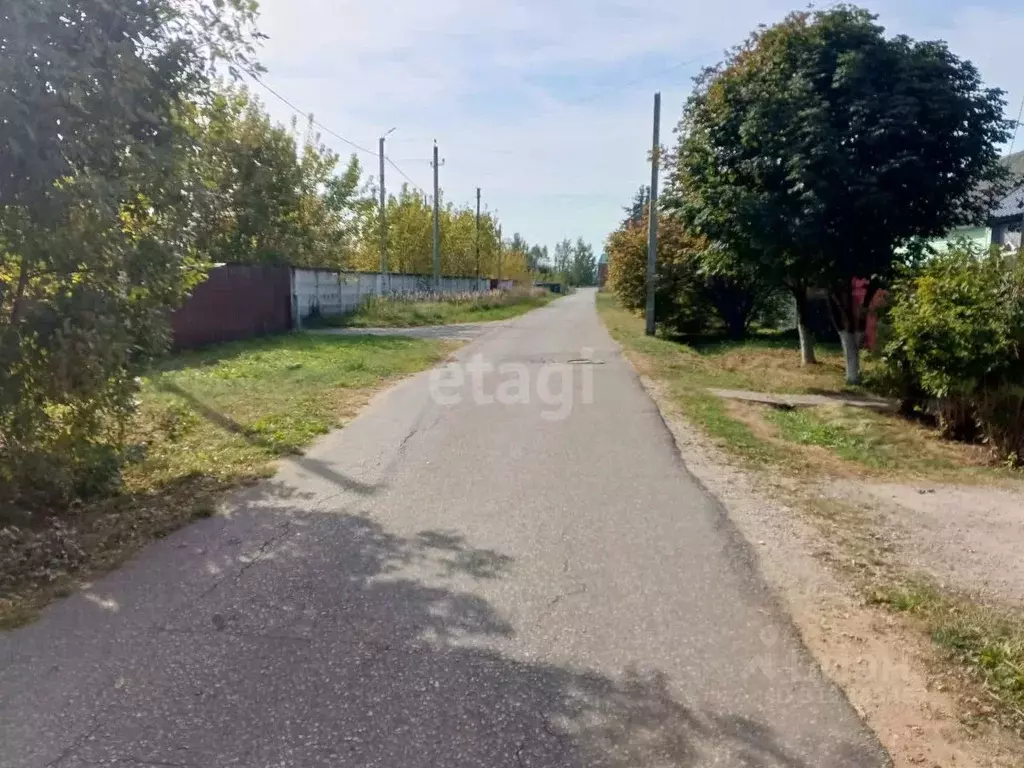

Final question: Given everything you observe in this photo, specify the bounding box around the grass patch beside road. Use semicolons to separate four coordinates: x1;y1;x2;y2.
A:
319;289;554;328
597;292;1001;482
0;332;453;628
598;290;1024;731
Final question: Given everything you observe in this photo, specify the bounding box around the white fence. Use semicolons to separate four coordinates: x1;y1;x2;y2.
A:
291;269;514;326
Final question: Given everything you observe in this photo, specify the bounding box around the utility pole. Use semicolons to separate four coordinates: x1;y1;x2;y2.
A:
475;187;481;282
431;141;443;288
497;224;503;284
645;92;661;337
378;128;395;289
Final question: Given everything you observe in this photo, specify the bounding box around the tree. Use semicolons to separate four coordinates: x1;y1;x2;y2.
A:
606;214;710;333
621;186;650;227
527;245;548;271
191;89;372;269
0;0;261;504
570;239;598;286
553;239;574;278
670;5;1011;381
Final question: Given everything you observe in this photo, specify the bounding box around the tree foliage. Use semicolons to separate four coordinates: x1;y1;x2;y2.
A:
878;245;1024;461
606;214;711;334
670;5;1012;380
0;0;260;505
187;88;371;270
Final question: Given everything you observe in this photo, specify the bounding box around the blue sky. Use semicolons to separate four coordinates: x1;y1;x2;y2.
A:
254;0;1024;257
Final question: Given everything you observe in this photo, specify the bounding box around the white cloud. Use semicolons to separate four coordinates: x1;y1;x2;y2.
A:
252;0;1024;254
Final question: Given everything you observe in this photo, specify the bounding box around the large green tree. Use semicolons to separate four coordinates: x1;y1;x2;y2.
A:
0;0;260;503
570;238;597;286
670;5;1011;381
190;88;371;269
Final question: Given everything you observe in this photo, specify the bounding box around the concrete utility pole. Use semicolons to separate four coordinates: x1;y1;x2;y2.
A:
645;92;661;337
432;141;442;288
497;224;503;283
378;128;395;290
475;187;481;282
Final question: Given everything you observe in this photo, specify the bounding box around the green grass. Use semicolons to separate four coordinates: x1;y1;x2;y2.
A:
0;332;452;628
763;406;889;468
870;581;1024;724
597;292;821;462
136;333;451;484
596;292;1003;481
319;290;554;328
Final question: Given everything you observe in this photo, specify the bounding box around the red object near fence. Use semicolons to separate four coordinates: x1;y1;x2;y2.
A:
171;265;292;350
851;278;888;351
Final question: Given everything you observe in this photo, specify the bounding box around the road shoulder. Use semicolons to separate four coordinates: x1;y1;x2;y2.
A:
602;318;1024;766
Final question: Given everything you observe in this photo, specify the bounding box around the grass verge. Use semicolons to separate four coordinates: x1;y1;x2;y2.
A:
597;292;1007;482
869;581;1024;726
597;290;1024;730
0;332;453;629
316;289;554;328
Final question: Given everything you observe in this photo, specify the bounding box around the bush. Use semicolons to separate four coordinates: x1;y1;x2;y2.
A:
880;245;1024;461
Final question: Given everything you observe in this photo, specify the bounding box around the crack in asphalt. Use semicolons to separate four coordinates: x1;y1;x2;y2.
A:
44;721;104;767
512;737;527;767
547;583;588;607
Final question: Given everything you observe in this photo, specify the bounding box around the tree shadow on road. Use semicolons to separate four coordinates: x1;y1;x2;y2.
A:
4;479;885;768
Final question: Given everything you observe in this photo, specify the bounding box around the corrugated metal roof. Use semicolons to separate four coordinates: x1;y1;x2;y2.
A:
992;184;1024;221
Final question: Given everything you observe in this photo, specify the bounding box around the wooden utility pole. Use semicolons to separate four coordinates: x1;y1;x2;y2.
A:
475;187;481;282
432;142;442;288
645;92;661;336
378;137;387;279
497;224;503;283
378;128;395;291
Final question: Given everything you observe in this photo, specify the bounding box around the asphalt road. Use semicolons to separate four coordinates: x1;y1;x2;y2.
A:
0;289;888;767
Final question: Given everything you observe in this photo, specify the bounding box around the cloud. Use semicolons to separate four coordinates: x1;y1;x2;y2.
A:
252;0;1024;254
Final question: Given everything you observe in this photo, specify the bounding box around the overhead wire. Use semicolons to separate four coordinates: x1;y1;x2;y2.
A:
244;70;377;157
1008;92;1024;158
384;156;427;195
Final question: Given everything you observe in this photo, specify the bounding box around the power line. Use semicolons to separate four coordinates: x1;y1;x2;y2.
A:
385;156;427;195
244;71;377;157
1008;92;1024;158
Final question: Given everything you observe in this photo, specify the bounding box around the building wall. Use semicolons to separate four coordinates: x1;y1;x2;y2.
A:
928;226;991;253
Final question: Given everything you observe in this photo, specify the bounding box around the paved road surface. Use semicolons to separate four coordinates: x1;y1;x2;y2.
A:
0;289;887;767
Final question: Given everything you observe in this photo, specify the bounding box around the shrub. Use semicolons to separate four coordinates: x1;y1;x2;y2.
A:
880;245;1024;460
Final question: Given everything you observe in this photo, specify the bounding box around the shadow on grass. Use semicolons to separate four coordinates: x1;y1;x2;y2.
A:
158;380;381;496
1;477;883;767
665;330;844;358
152;332;423;375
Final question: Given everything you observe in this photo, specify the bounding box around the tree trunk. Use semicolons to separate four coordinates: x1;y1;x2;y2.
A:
828;283;862;385
9;257;31;325
793;286;816;365
838;330;861;385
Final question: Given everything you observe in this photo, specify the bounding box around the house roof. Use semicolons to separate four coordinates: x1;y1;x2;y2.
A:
992;184;1024;222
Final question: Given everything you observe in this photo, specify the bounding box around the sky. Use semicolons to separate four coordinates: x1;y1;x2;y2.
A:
252;0;1024;257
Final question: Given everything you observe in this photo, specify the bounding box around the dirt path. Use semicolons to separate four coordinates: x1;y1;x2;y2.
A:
829;480;1024;607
